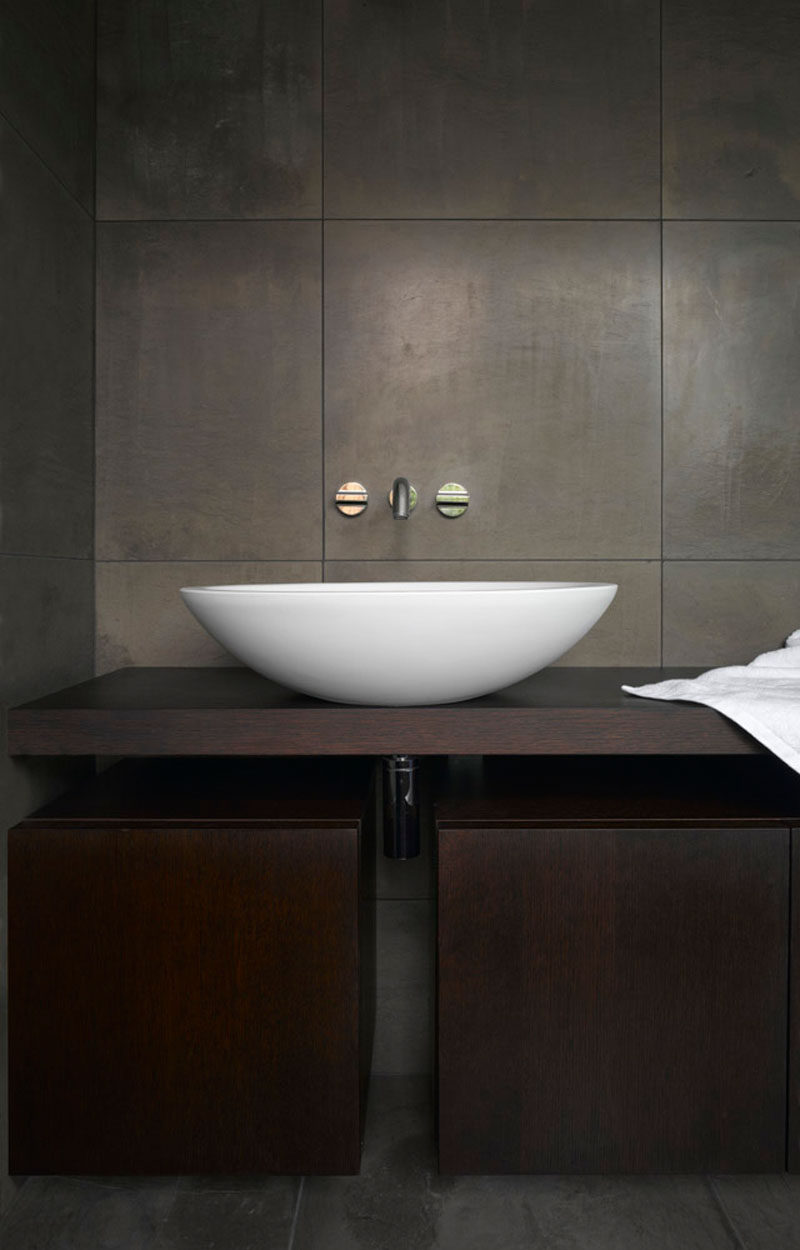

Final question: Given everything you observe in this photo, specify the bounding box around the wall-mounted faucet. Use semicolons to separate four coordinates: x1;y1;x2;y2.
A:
389;477;417;518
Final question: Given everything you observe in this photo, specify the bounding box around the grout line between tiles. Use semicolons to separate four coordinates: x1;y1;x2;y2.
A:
0;552;94;562
92;0;98;684
286;1175;305;1250
706;1178;749;1250
87;557;800;564
320;0;327;583
94;215;800;223
659;0;664;666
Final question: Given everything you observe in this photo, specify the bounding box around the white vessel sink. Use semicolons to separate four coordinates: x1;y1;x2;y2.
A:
180;581;617;706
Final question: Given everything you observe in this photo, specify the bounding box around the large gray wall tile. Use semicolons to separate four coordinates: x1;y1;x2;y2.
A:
0;122;94;559
325;223;661;562
663;562;800;666
664;0;800;219
97;0;321;219
96;560;321;671
663;223;800;559
0;557;94;709
96;223;322;561
324;0;659;219
0;0;94;211
326;561;661;666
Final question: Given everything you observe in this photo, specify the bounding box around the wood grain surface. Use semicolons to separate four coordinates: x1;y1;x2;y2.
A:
7;666;763;756
438;821;789;1173
9;759;375;1175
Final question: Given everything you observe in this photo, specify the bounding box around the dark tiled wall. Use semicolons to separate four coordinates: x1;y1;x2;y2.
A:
95;0;800;1073
0;0;96;1214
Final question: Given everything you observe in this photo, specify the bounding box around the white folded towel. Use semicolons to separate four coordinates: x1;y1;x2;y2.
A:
622;630;800;774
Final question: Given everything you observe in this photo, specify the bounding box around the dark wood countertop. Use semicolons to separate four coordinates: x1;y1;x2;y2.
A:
7;665;763;756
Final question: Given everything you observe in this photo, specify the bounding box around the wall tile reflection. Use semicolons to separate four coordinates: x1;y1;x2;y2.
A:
97;0;321;219
0;0;94;210
664;0;800;219
663;223;800;559
97;222;322;561
663;562;800;666
1;122;93;558
95;561;321;672
325;222;661;562
325;0;659;218
325;561;661;666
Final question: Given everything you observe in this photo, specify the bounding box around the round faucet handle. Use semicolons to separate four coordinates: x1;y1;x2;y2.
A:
335;481;369;516
435;483;470;517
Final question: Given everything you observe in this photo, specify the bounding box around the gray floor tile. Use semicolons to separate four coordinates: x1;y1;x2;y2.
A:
372;902;434;1077
155;1177;299;1250
292;1076;439;1250
710;1174;800;1250
430;1175;735;1250
7;1090;800;1250
0;1176;177;1250
293;1079;738;1250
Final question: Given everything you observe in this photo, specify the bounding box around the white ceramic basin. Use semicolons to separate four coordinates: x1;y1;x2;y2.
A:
180;582;617;706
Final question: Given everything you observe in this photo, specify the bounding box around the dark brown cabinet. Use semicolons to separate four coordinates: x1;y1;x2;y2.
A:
8;758;376;1176
437;757;794;1174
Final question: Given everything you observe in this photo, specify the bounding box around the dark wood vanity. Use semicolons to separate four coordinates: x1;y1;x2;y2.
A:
8;666;800;1176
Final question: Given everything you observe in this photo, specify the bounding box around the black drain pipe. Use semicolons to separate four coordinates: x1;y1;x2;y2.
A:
382;755;420;859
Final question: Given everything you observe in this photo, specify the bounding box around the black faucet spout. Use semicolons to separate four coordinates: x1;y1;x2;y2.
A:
392;476;411;519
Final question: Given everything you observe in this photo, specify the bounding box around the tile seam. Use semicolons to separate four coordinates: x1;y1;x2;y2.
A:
286;1175;305;1250
705;1178;750;1250
0;105;93;219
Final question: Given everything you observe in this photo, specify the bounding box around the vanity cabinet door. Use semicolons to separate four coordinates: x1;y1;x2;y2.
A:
9;821;365;1175
789;826;800;1172
438;825;788;1174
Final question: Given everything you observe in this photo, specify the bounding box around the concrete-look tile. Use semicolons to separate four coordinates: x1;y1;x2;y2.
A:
324;0;659;219
0;1176;177;1250
96;223;322;561
293;1075;440;1250
325;222;661;562
0;122;94;559
430;1176;734;1250
296;1080;732;1250
326;561;662;666
710;1174;800;1250
663;562;800;666
95;561;321;671
0;557;94;708
97;0;320;220
663;223;800;560
0;0;94;211
373;901;434;1077
156;1177;299;1250
663;0;800;219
